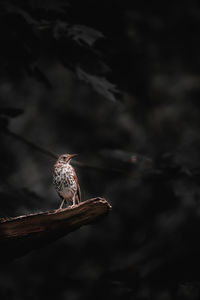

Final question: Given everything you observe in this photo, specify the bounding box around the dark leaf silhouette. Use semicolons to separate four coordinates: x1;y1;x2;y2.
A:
0;1;119;101
67;25;104;46
0;117;9;130
76;67;120;102
0;108;24;118
27;65;52;88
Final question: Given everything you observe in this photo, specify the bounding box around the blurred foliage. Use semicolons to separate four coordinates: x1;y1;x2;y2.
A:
1;1;200;300
0;0;120;101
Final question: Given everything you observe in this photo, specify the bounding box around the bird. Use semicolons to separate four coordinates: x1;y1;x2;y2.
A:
53;153;81;209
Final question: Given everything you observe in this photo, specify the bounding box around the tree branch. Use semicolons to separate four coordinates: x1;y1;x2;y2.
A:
4;128;58;159
3;128;123;173
0;197;111;263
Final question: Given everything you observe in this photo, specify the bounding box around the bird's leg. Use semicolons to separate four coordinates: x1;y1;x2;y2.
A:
59;198;65;209
55;198;65;212
76;195;80;204
72;194;76;207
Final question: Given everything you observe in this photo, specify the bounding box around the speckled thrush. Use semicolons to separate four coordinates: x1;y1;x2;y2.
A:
53;154;81;209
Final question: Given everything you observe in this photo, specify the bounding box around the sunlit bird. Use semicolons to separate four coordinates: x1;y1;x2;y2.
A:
53;153;81;209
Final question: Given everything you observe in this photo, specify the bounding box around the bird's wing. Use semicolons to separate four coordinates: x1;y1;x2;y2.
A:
73;171;81;203
77;182;81;203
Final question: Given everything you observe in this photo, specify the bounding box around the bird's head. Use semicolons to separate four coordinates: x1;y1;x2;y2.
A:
57;153;77;165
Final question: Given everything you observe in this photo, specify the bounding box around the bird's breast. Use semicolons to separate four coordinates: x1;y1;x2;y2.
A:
53;165;76;193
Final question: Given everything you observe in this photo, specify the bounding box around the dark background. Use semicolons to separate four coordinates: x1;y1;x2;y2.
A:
1;0;200;299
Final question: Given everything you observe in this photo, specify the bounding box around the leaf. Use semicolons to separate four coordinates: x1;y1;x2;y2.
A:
0;117;9;130
27;66;52;88
76;67;120;102
67;24;104;46
3;4;39;26
0;108;23;130
0;108;24;118
53;22;104;47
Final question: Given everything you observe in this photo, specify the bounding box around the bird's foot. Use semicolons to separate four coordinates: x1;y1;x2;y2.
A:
67;204;77;209
55;208;62;213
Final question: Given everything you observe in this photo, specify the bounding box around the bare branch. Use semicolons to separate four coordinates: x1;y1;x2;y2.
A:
3;128;123;173
0;197;111;263
4;128;58;159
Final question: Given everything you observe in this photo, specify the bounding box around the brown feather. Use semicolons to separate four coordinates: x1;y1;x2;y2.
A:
73;172;81;203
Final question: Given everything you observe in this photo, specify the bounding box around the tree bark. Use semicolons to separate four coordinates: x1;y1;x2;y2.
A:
0;197;111;263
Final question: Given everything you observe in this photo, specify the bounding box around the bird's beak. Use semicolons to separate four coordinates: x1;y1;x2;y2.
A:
69;154;78;159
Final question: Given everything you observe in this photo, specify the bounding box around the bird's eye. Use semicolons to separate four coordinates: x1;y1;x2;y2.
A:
63;156;66;160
